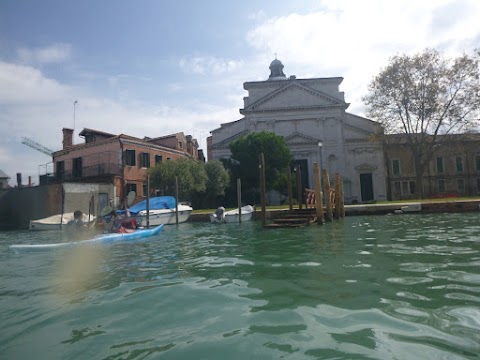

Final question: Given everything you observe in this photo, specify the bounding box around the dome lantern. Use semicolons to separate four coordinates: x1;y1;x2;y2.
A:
268;57;286;80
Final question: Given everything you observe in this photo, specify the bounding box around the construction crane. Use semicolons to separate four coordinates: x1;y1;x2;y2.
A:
21;137;54;156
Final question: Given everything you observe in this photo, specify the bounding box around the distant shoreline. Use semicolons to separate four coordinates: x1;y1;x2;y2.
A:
189;199;480;222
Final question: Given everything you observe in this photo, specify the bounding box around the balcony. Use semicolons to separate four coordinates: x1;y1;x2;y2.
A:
48;151;123;183
65;163;122;179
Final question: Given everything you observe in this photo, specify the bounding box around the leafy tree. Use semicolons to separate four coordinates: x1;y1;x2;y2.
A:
363;48;480;197
205;160;230;198
192;160;230;209
229;131;293;193
148;158;231;209
148;158;207;201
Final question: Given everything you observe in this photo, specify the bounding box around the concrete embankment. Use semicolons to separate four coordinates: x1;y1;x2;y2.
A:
344;200;480;215
188;199;480;222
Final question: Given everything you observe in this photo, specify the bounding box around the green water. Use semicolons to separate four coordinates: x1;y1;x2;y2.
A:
1;213;479;359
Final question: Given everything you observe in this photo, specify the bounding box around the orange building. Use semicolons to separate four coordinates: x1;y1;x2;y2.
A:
51;128;201;207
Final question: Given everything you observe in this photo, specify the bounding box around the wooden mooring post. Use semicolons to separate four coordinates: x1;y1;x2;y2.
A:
259;153;267;227
323;169;333;221
339;174;345;218
237;178;242;223
327;173;345;219
313;162;324;224
287;167;293;211
334;173;341;219
296;165;302;210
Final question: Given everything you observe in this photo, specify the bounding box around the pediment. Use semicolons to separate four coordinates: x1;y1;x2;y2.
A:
285;132;320;145
344;123;374;139
355;163;378;171
210;129;250;149
244;83;346;112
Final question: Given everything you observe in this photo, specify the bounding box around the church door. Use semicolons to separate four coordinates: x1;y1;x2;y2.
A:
360;173;374;202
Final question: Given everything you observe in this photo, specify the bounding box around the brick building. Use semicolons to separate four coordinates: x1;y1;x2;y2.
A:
51;128;201;208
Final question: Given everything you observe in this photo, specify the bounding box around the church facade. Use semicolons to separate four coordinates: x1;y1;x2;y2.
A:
207;59;387;203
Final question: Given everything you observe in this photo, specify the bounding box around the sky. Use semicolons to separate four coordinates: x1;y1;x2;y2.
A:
1;0;479;186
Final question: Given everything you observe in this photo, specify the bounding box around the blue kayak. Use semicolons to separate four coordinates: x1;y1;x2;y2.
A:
9;225;164;251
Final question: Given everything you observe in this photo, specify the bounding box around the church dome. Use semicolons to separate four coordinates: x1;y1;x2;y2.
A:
268;58;286;80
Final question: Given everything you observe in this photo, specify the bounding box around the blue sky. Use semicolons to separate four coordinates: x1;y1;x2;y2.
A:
1;0;479;186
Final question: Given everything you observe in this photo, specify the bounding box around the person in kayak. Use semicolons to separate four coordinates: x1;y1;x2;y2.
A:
67;210;86;228
108;209;137;233
66;210;90;240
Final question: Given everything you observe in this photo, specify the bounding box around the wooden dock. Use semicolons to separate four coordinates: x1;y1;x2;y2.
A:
264;208;317;228
259;155;345;228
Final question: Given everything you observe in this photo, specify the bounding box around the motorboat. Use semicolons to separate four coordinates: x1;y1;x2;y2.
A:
29;212;95;231
210;205;255;223
128;196;193;226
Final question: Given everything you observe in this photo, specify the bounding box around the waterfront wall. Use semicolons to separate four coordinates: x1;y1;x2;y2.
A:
0;183;114;229
188;200;480;222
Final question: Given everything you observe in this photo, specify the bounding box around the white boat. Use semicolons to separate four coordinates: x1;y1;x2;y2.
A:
135;204;193;226
29;212;95;231
210;205;255;223
128;196;193;226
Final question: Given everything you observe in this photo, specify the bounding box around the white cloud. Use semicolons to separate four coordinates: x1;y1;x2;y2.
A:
248;9;267;22
245;0;480;114
17;43;72;65
179;56;244;75
0;61;71;105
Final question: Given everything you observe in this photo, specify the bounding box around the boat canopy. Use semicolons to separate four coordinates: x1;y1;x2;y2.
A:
128;196;176;214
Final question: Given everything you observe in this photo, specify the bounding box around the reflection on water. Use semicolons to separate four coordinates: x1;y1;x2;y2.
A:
1;213;480;359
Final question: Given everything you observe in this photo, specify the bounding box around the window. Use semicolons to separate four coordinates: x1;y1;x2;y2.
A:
437;179;446;193
140;152;150;168
126;183;137;195
393;181;415;197
142;182;147;197
455;156;464;173
125;149;136;166
155;155;163;164
178;141;183;149
436;157;444;173
394;181;401;196
476;156;480;172
457;179;465;193
409;181;416;195
392;159;400;176
166;157;171;161
56;161;64;179
72;157;82;178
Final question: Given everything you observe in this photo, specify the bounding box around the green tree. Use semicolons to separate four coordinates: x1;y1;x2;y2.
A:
148;158;207;201
205;160;230;198
229;131;292;193
192;160;230;209
363;48;480;197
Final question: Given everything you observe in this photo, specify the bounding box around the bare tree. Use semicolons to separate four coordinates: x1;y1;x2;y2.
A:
363;48;480;197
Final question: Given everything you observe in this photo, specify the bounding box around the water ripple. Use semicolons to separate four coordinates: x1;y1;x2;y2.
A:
2;214;480;359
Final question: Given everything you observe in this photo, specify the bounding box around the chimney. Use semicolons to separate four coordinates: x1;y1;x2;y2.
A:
63;128;73;149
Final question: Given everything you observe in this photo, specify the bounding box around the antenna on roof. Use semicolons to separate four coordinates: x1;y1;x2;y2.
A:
73;100;78;144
